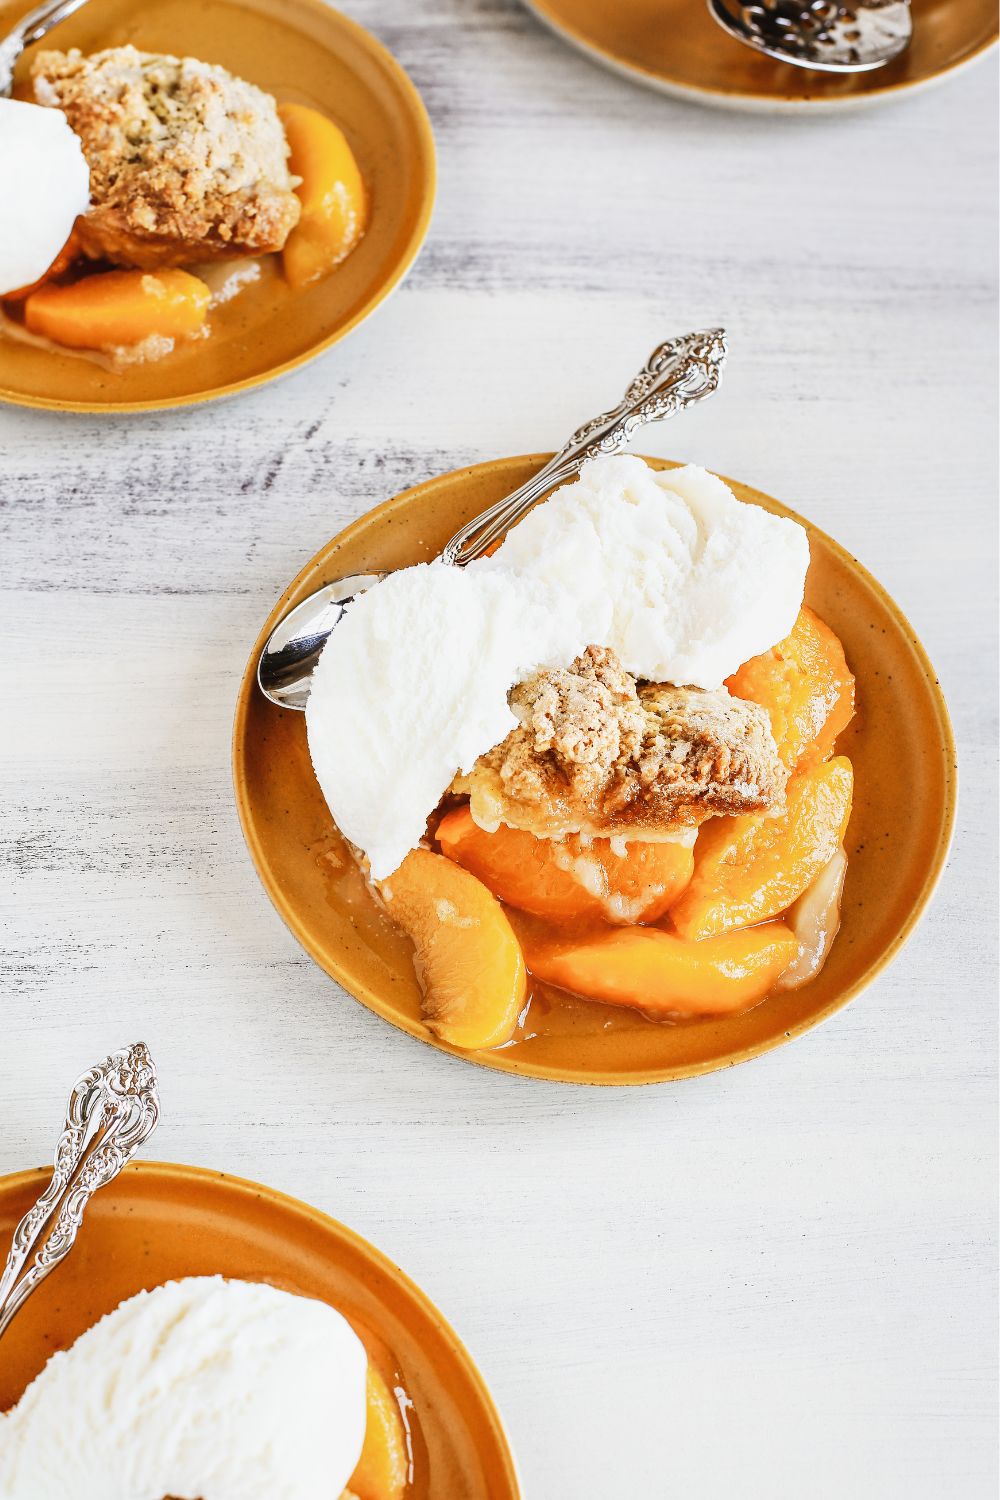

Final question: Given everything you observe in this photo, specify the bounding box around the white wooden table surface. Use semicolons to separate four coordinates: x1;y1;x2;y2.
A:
1;4;997;1496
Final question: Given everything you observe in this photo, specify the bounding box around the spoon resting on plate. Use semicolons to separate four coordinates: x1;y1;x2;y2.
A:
0;1042;160;1340
257;326;728;711
707;0;912;72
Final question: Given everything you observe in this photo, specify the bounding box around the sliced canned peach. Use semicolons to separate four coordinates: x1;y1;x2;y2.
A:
726;606;855;772
279;102;368;287
511;911;797;1019
379;847;525;1051
774;845;848;991
670;757;854;942
436;805;694;925
346;1367;409;1500
23;268;210;348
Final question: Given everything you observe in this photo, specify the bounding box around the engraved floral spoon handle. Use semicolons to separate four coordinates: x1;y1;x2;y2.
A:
0;1042;160;1340
439;326;728;566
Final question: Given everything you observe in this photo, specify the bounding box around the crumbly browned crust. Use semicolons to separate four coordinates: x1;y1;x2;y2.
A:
453;645;787;840
32;46;300;268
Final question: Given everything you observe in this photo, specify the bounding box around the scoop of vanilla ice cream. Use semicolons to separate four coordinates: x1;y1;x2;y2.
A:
0;98;89;296
305;455;808;877
485;455;809;690
306;559;591;879
0;1276;368;1500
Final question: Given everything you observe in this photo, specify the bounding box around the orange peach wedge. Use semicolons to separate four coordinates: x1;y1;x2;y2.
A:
279;102;368;288
345;1367;409;1500
726;606;855;772
436;805;694;925
379;847;526;1050
670;756;854;942
511;912;797;1019
774;845;848;992
23;268;210;349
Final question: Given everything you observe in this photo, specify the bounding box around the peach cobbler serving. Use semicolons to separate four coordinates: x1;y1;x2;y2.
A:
0;46;367;367
304;456;856;1053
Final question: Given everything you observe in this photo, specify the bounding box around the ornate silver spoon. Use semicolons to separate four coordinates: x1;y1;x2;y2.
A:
707;0;911;72
0;1042;160;1341
0;0;92;96
257;326;728;711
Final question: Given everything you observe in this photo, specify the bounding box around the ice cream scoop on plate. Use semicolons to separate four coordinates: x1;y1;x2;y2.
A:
256;327;728;710
0;1277;369;1500
0;96;89;296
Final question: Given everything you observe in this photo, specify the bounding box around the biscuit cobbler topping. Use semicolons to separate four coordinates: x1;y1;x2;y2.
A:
454;644;788;841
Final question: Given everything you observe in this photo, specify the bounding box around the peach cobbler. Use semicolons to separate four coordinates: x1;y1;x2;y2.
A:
0;46;368;366
303;456;856;1053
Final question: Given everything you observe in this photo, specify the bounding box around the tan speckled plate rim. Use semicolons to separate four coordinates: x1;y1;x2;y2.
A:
521;0;998;112
232;453;958;1086
0;1159;523;1496
0;0;437;415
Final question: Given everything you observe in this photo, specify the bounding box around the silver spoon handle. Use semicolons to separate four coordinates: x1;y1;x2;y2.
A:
10;0;89;47
0;0;90;92
439;327;727;567
0;1042;159;1341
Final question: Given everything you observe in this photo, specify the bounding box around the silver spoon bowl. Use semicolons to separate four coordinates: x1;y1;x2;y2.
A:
257;327;728;711
0;0;92;96
707;0;911;72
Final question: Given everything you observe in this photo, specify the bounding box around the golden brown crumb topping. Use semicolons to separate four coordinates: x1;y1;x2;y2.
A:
32;45;300;267
515;644;645;773
453;645;787;840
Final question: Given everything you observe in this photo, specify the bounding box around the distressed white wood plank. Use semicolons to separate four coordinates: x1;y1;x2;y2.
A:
0;3;996;1496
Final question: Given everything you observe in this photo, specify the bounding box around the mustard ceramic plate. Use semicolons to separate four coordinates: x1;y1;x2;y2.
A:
0;1161;521;1498
233;455;956;1086
522;0;996;110
0;0;435;412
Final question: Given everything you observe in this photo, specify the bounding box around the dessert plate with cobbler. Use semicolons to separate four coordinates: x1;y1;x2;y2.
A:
234;427;955;1084
0;0;435;411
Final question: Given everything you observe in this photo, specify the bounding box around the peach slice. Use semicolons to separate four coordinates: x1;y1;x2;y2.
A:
346;1367;409;1500
379;847;526;1050
670;757;854;942
279;102;368;288
511;911;797;1019
774;845;847;991
23;268;210;348
726;606;855;772
436;806;694;925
